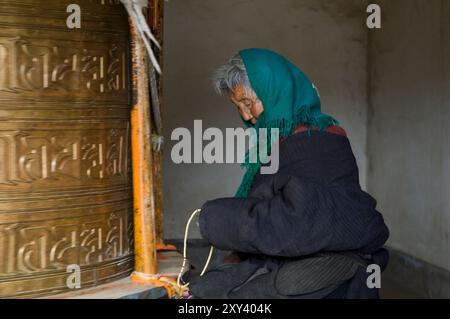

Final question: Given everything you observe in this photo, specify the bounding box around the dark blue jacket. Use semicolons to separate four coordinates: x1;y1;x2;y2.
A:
190;128;390;299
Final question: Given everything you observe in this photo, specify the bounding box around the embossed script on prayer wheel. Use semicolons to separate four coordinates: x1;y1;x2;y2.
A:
0;0;133;297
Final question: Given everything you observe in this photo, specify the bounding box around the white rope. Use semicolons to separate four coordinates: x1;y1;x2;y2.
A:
121;0;162;74
200;245;214;277
177;208;214;288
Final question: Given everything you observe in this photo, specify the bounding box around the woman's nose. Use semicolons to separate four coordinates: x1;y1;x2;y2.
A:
240;111;253;121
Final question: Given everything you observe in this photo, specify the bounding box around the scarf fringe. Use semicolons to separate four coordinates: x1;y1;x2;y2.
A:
235;107;338;198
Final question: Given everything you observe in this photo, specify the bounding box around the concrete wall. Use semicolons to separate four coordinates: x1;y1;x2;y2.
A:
368;0;450;272
162;0;369;238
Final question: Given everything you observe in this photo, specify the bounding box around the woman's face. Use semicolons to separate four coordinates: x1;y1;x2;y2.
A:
228;85;264;125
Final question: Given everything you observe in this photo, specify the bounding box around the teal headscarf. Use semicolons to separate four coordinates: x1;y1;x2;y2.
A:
235;48;338;198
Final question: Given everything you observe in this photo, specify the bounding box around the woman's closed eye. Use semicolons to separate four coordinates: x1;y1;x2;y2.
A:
237;105;249;115
241;98;251;105
240;99;253;111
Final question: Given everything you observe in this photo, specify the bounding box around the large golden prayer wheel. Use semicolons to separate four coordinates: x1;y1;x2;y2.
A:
0;0;134;297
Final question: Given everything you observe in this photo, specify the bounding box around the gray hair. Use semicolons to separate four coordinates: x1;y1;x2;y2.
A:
213;53;253;95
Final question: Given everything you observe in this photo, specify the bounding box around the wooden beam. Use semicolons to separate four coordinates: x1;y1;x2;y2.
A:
129;18;158;276
149;0;165;245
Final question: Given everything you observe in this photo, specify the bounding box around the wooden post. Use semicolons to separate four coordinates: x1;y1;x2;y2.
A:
129;19;158;277
148;0;165;245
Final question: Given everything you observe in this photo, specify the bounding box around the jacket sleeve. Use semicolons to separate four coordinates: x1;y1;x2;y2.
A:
198;174;389;257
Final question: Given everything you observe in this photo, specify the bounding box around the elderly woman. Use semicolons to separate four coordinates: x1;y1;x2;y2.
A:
189;48;389;299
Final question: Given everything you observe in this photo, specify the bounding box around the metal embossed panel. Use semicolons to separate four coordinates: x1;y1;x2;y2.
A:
0;0;134;298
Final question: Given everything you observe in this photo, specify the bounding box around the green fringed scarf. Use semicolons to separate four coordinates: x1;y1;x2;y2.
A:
235;48;338;198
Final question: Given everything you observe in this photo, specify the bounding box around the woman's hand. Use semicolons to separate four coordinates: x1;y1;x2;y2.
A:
222;252;241;264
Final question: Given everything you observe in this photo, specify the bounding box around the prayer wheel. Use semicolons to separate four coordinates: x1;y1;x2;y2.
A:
0;0;134;297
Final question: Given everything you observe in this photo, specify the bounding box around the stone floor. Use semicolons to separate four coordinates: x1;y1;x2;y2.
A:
379;279;422;299
45;277;168;299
